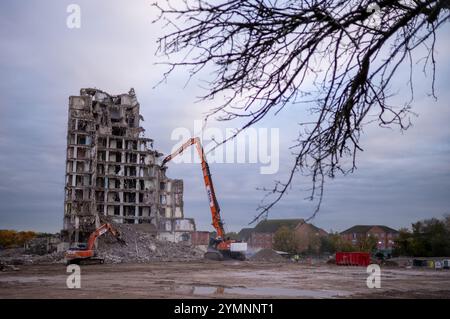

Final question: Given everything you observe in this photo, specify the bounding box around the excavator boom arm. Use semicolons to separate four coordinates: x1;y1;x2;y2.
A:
161;137;225;238
86;223;123;250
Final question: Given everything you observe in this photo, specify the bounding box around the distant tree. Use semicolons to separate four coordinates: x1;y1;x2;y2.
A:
357;235;378;252
412;217;450;256
0;230;36;249
394;216;450;256
393;228;414;256
319;234;337;254
35;232;56;238
155;0;450;222
444;214;450;230
320;232;345;253
319;232;356;253
273;226;298;253
305;233;322;254
319;236;333;254
319;232;378;253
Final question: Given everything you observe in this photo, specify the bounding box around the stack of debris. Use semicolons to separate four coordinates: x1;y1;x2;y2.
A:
0;222;205;265
0;248;65;267
97;223;204;263
249;248;288;263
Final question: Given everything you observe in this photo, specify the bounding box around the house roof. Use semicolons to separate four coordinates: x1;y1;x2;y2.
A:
296;222;328;235
340;225;398;235
253;219;305;233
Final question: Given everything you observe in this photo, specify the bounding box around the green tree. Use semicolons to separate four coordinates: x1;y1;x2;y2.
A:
334;237;355;252
319;235;335;254
305;233;321;255
394;217;450;257
273;226;298;254
357;235;378;253
393;228;413;256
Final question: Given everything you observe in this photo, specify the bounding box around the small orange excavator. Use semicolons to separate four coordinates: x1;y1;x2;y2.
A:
65;223;126;265
161;137;247;260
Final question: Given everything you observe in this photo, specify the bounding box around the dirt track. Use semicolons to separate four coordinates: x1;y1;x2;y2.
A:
0;261;449;298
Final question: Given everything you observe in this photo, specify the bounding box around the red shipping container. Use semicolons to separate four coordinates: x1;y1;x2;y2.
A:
336;252;370;266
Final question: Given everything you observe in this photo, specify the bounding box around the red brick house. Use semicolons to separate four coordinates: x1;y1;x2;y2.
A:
340;225;399;249
249;232;274;249
239;219;327;252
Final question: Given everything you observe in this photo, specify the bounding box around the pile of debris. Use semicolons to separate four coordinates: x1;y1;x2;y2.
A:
0;248;65;268
249;248;288;262
0;222;205;265
96;223;204;263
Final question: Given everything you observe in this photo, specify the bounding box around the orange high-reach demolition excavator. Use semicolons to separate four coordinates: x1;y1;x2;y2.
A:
65;223;126;265
161;137;247;260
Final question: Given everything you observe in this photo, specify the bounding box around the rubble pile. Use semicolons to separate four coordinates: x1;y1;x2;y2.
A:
97;223;204;263
0;248;65;267
25;238;50;255
0;222;205;265
249;248;287;262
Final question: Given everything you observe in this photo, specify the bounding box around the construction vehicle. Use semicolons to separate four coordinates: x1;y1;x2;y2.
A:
65;223;126;265
161;137;247;261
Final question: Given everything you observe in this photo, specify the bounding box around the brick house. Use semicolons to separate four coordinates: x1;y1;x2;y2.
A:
239;219;327;252
340;225;399;249
249;232;274;249
295;222;328;252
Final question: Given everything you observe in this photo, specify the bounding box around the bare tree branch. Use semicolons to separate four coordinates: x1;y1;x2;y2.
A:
153;0;450;223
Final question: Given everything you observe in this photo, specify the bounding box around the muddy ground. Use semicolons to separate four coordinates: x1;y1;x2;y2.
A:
0;261;449;298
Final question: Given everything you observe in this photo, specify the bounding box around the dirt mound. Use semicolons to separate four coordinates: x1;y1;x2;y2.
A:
249;249;287;262
96;223;204;263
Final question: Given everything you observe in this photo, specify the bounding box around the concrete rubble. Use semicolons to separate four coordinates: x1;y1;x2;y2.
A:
0;221;204;266
97;222;204;263
0;248;65;268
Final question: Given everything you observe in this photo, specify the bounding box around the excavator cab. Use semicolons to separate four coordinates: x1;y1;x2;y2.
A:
69;243;87;250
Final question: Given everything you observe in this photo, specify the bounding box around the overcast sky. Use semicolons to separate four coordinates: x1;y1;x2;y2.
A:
0;1;449;233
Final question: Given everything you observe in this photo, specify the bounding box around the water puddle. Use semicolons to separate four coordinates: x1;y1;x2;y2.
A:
173;285;350;298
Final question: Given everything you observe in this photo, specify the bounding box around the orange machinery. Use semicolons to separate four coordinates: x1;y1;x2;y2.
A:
161;137;247;260
65;223;126;265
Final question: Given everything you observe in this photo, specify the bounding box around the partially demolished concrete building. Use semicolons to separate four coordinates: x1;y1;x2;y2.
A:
63;88;195;244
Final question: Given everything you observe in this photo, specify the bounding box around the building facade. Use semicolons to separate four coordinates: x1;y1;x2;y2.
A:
63;88;193;243
294;222;328;253
241;219;327;252
340;225;399;250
